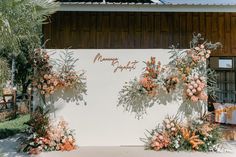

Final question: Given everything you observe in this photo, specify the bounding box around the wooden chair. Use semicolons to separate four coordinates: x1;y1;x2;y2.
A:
0;88;16;111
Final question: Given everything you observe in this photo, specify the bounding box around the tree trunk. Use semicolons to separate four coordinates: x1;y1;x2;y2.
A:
11;56;17;118
11;57;16;86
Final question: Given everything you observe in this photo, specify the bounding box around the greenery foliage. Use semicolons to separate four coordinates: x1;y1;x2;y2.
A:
26;107;50;137
0;58;10;95
0;0;59;88
0;0;59;55
55;50;87;103
118;78;157;118
0;114;30;139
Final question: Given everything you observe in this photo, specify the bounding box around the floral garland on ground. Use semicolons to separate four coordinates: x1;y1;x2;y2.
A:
31;48;86;98
19;108;77;154
117;33;220;118
142;114;225;152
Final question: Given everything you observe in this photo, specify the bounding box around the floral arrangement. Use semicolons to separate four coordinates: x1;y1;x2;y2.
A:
139;57;162;96
142;115;223;152
31;48;60;96
185;75;208;102
118;78;158;118
31;48;86;98
118;57;162;118
163;75;179;93
20;108;77;154
20;48;84;154
118;33;220;118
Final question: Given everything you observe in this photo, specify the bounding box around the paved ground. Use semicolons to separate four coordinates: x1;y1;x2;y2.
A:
1;134;236;157
40;145;236;157
0;134;27;157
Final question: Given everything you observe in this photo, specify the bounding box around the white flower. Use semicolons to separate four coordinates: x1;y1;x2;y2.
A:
207;50;211;54
199;51;204;56
200;44;205;49
29;142;34;146
175;143;180;148
195;47;200;51
166;124;171;129
152;136;157;141
159;135;164;140
186;89;191;93
164;119;170;124
200;76;205;81
194;75;199;80
38;146;42;150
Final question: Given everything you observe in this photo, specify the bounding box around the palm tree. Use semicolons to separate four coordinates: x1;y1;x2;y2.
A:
0;0;59;86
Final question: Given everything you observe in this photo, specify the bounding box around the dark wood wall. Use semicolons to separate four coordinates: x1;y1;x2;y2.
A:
43;12;236;56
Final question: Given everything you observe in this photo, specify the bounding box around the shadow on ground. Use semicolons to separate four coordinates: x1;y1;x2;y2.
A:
0;134;28;157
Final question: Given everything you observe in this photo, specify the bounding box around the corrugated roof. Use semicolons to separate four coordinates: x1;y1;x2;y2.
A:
58;0;236;12
162;0;236;5
58;0;236;5
58;0;156;3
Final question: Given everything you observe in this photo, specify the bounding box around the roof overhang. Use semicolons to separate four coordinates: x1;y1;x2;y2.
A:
59;3;236;12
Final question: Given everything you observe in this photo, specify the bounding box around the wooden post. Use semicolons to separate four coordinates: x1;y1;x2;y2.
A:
12;87;17;118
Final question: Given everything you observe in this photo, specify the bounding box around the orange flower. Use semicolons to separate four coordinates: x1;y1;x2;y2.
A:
60;139;76;151
181;127;204;150
199;123;214;137
151;132;170;151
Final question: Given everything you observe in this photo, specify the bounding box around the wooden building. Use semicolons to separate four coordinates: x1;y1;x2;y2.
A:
44;0;236;57
43;0;236;103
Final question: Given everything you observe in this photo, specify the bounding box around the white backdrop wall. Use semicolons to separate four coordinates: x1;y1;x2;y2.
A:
46;49;183;146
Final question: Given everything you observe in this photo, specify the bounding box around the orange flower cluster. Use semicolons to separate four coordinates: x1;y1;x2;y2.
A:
163;117;179;135
151;132;170;151
181;128;204;150
144;57;161;79
176;44;211;81
199;123;216;137
26;119;77;155
139;57;162;96
31;49;80;96
164;76;179;93
189;44;211;63
175;58;191;80
147;116;220;151
32;73;60;96
59;71;79;88
59;138;77;151
139;77;157;96
185;75;208;102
